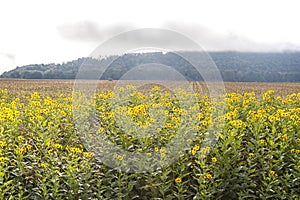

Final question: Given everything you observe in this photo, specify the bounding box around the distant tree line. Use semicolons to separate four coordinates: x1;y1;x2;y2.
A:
1;51;300;82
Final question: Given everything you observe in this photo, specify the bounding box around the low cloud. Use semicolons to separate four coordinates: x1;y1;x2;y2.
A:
0;52;16;74
57;21;134;43
57;20;300;53
0;52;15;61
57;21;202;55
164;22;300;52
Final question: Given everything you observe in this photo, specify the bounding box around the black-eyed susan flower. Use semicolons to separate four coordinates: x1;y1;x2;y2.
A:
0;157;8;162
175;177;182;183
165;123;172;128
201;120;208;126
18;147;26;154
18;136;25;142
211;157;217;163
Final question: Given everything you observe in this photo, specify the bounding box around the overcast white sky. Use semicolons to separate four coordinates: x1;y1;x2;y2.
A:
1;0;300;74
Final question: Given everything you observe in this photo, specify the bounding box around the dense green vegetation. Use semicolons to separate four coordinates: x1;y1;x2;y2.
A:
1;51;300;82
0;87;299;199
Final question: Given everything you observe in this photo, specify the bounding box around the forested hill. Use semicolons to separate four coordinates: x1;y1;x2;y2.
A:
1;51;300;82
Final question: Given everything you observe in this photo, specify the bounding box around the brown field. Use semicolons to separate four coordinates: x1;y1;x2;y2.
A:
0;79;299;97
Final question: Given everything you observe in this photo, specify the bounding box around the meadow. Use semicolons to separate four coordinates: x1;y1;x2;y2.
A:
0;80;299;199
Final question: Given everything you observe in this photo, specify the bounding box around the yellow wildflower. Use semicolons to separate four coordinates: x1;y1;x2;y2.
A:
98;127;105;133
26;144;32;150
0;157;8;162
117;155;123;160
290;149;295;153
201;120;208;126
282;134;288;140
54;143;62;149
113;154;124;161
160;148;167;158
70;147;83;153
61;110;67;117
152;86;160;91
19;147;26;154
187;138;193;143
160;148;167;154
269;170;276;176
191;149;197;155
175;177;182;183
40;163;47;168
197;113;204;120
200;147;210;155
18;136;25;142
191;145;200;155
165;123;172;128
203;173;212;179
268;115;275;123
0;141;5;147
83;152;94;159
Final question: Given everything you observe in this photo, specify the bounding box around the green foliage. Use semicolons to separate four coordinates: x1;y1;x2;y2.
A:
0;87;299;199
1;52;300;82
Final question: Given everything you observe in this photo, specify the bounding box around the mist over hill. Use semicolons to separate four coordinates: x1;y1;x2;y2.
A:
1;51;300;82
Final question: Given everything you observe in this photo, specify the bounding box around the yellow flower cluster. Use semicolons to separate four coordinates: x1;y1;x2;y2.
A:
0;86;299;198
269;170;277;176
203;173;213;179
0;157;8;162
200;147;210;155
191;145;200;155
160;148;167;158
83;152;95;159
70;147;83;154
113;154;124;161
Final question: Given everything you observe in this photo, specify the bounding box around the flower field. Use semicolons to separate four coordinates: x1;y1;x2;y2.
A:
0;80;299;199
